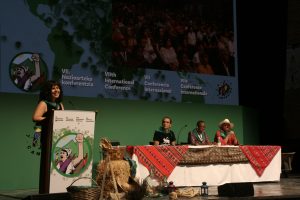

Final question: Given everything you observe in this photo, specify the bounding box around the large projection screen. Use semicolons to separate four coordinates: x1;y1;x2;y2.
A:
0;0;238;105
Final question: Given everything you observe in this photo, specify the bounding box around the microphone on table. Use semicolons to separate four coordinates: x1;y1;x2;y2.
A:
176;124;188;145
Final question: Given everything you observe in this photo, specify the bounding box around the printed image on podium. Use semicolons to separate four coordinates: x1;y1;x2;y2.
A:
49;110;96;193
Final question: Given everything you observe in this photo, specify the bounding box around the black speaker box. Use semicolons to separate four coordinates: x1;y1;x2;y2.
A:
22;192;71;200
218;182;254;197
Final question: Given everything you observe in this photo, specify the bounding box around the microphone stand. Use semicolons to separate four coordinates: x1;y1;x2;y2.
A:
177;125;188;145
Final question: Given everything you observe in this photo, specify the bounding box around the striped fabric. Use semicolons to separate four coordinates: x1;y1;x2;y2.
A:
239;145;281;176
133;145;189;179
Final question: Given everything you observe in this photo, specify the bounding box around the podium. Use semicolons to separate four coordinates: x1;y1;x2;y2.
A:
39;110;96;194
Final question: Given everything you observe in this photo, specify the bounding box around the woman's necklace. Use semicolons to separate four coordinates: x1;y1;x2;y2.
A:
46;101;59;109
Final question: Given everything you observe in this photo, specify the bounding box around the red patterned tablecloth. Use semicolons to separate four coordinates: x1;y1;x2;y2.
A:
132;145;280;179
133;145;189;179
239;145;281;176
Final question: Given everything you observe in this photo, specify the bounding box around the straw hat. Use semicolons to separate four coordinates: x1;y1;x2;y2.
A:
218;118;234;129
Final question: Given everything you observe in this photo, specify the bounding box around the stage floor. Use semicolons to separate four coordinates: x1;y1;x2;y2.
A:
1;174;300;200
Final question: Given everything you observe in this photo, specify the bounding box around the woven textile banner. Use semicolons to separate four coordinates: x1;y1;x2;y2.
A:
239;145;281;176
133;145;189;179
49;110;96;193
179;146;249;165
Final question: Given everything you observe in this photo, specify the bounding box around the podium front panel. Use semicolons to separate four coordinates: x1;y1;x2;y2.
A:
49;110;96;193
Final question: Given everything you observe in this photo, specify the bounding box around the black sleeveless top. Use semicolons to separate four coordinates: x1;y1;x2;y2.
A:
36;100;63;129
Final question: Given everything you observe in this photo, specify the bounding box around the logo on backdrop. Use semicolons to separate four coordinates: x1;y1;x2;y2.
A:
9;52;48;92
217;81;232;99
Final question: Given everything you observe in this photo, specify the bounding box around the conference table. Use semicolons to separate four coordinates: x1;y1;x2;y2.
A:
131;145;281;187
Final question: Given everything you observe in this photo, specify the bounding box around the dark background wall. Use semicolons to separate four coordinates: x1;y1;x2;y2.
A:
237;1;287;144
237;1;300;173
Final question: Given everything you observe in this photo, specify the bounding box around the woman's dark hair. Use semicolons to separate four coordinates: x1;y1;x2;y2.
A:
38;80;63;103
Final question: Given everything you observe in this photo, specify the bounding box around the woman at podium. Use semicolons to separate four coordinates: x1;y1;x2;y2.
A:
32;80;64;194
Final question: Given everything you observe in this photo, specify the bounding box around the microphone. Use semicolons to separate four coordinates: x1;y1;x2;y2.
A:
95;109;99;118
176;125;188;145
68;100;77;110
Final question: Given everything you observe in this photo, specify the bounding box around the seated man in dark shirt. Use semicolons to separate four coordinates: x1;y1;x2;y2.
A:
153;116;176;145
